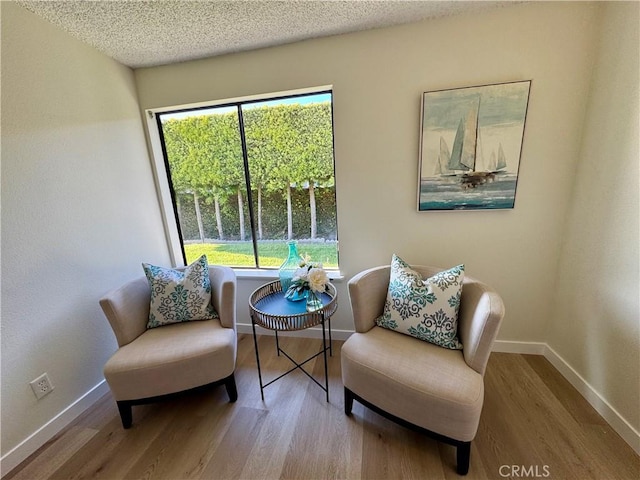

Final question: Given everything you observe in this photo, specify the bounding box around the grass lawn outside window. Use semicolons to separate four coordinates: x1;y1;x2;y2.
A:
184;241;338;269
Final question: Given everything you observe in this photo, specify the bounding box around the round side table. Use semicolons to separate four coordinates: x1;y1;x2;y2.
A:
248;280;338;402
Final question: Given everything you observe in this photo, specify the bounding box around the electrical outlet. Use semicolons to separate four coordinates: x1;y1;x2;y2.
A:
30;373;54;400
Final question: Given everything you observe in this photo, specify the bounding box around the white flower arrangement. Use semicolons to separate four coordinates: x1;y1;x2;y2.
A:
287;259;330;297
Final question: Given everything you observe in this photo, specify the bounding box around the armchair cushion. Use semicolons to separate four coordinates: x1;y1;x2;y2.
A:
104;318;236;401
342;326;483;441
375;254;464;350
142;255;218;329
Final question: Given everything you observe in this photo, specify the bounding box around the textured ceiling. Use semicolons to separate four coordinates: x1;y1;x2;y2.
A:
17;1;517;69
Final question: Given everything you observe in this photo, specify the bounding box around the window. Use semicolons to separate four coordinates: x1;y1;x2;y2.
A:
152;89;339;270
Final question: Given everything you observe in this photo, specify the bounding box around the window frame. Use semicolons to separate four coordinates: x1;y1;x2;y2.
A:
145;85;341;276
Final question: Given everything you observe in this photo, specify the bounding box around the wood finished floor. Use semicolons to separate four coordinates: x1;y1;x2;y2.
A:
5;334;639;480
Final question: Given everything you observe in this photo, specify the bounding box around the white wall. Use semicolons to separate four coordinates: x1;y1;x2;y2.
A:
135;2;599;342
1;2;170;461
547;1;640;436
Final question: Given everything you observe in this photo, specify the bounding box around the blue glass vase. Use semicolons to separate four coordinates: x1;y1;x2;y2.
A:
279;241;305;301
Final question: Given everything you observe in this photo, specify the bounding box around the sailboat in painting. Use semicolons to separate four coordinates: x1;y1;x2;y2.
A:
433;137;454;176
486;143;507;172
449;98;479;173
445;97;507;188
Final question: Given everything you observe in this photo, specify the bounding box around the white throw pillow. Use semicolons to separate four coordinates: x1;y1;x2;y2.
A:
142;255;218;329
376;254;464;349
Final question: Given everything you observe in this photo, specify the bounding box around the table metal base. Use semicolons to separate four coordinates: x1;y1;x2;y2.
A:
251;318;332;402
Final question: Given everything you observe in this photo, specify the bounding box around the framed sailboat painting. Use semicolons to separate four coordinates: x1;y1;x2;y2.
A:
417;80;531;211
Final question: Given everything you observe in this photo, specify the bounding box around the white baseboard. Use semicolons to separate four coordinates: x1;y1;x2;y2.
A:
492;340;547;354
239;328;549;354
0;380;109;477
542;345;640;455
236;322;354;341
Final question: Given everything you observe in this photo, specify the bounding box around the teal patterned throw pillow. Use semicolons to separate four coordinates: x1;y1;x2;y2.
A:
376;254;464;350
142;255;218;329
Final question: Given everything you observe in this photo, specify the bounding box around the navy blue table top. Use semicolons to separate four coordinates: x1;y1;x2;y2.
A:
254;290;333;316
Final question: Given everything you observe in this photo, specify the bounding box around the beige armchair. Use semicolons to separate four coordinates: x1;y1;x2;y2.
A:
341;265;504;475
99;266;237;428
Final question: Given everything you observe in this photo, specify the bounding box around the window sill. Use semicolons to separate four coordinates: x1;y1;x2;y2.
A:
233;268;344;282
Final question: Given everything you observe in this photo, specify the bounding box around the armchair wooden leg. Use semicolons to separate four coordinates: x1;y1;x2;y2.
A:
117;401;133;429
224;373;238;402
344;387;354;416
456;441;471;475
